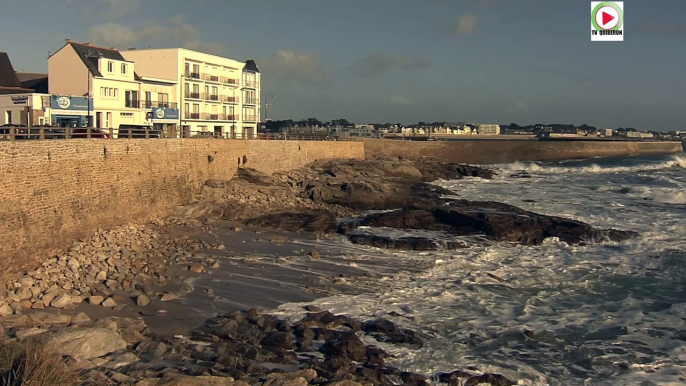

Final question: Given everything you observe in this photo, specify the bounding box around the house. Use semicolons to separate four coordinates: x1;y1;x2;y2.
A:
0;52;50;126
123;48;260;139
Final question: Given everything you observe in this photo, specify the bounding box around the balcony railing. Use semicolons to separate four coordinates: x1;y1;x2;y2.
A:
189;72;200;79
202;74;220;82
124;100;141;108
242;81;258;89
201;113;221;120
221;96;239;104
243;115;257;122
144;101;178;109
243;98;257;105
222;78;240;86
185;92;201;99
203;93;219;101
185;112;200;119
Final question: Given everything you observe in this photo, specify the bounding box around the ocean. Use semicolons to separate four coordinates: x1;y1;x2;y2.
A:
273;153;686;386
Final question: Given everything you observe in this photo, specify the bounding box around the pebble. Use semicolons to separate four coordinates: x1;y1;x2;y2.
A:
101;297;118;308
87;296;105;305
136;295;150;307
50;294;72;309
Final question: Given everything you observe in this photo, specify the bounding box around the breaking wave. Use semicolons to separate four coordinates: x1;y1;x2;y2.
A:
503;154;686;175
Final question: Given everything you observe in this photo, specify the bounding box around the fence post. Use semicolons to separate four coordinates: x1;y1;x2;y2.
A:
9;127;15;141
87;127;92;139
145;127;150;139
65;128;71;140
39;126;45;140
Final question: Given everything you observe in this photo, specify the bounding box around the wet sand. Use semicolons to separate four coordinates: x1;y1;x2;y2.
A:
67;220;431;337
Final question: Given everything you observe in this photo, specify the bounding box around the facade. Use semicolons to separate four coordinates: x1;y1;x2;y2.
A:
477;124;501;135
48;41;177;133
122;48;260;139
0;93;51;126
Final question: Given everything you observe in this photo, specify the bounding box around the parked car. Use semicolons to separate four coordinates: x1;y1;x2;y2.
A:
70;128;110;139
117;125;162;139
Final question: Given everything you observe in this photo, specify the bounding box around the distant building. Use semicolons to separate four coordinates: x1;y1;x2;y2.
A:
601;128;613;137
0;52;50;126
476;124;500;135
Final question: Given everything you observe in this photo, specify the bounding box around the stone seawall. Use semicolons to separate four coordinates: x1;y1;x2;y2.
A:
363;139;683;164
0;139;364;274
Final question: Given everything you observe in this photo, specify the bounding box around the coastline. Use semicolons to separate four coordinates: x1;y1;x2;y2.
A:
0;154;658;385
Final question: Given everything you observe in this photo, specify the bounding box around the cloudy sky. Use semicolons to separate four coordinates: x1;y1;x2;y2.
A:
2;0;685;129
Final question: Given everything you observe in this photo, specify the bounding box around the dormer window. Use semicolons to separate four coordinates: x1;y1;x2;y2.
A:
107;61;114;73
121;64;127;74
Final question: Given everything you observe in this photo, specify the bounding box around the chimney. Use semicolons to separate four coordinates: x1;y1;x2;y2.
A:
64;38;71;43
127;47;136;51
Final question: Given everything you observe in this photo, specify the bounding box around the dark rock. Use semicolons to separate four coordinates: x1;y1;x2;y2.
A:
401;372;430;386
347;234;439;251
319;331;367;362
260;331;295;351
464;373;516;386
245;211;337;234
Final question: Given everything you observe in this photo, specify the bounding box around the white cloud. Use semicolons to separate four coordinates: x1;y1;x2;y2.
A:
99;0;139;19
390;95;414;105
451;14;479;36
259;50;333;87
354;54;431;78
87;16;227;55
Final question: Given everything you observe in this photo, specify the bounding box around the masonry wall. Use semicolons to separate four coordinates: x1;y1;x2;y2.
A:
363;139;683;164
0;139;364;275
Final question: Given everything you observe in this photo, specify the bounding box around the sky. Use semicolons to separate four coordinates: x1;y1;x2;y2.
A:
1;0;685;129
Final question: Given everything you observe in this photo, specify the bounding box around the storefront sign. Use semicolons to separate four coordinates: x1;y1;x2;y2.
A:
11;96;28;105
50;95;92;111
151;107;179;120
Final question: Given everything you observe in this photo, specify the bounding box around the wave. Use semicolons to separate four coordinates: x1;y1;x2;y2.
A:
503;155;686;175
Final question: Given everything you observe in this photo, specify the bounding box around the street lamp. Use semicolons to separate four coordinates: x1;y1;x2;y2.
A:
264;94;274;123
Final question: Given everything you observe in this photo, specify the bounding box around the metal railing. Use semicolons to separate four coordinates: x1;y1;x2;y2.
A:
143;101;178;109
185;112;201;119
185;92;201;99
188;72;200;79
243;98;257;105
203;93;220;101
0;126;366;142
222;78;239;85
202;74;220;82
221;96;239;103
125;100;141;108
242;81;259;88
243;115;257;122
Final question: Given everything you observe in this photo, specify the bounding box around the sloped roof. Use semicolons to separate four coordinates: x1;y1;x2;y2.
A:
244;60;259;73
0;52;21;88
20;76;49;93
68;42;129;77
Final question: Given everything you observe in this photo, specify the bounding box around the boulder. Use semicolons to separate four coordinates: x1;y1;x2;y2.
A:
50;328;127;361
50;294;72;309
136;294;151;307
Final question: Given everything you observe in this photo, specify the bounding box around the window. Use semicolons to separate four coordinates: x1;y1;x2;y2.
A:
107;61;114;73
192;104;199;114
6;111;12;123
121;63;127;74
100;87;118;98
184;103;189;114
185;62;190;76
145;91;152;108
125;90;139;108
184;83;190;96
158;93;169;107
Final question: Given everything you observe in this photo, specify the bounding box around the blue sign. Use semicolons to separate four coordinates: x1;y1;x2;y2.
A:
151;107;179;120
50;95;92;111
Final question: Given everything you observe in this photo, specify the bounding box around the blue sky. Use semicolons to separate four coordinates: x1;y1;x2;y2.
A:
1;0;685;129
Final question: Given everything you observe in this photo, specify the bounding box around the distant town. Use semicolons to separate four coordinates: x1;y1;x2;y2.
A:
262;119;686;141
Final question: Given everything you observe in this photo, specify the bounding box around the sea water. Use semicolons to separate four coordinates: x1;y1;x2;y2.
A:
274;154;686;386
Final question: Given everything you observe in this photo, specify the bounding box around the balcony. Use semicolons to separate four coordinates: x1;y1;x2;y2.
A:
125;100;141;108
243;98;257;105
222;78;240;86
244;115;257;122
185;92;201;99
224;114;239;121
202;74;221;82
242;80;258;89
188;72;200;79
144;101;178;109
185;112;200;119
221;96;239;104
200;113;221;121
203;93;220;102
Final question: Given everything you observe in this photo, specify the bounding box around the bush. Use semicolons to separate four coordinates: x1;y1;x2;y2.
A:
0;339;84;386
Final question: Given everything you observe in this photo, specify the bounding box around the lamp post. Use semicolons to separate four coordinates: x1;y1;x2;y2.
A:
264;94;273;132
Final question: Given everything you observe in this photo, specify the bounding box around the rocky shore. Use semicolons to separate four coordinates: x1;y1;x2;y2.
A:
0;157;637;385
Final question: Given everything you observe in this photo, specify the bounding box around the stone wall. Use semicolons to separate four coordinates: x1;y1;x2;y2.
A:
363;139;683;164
0;139;364;275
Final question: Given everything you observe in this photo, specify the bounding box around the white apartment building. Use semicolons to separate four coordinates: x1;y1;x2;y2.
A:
476;124;501;135
122;48;260;139
48;41;178;135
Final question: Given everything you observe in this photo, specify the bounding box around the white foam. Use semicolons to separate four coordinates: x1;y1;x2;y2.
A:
501;154;686;176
